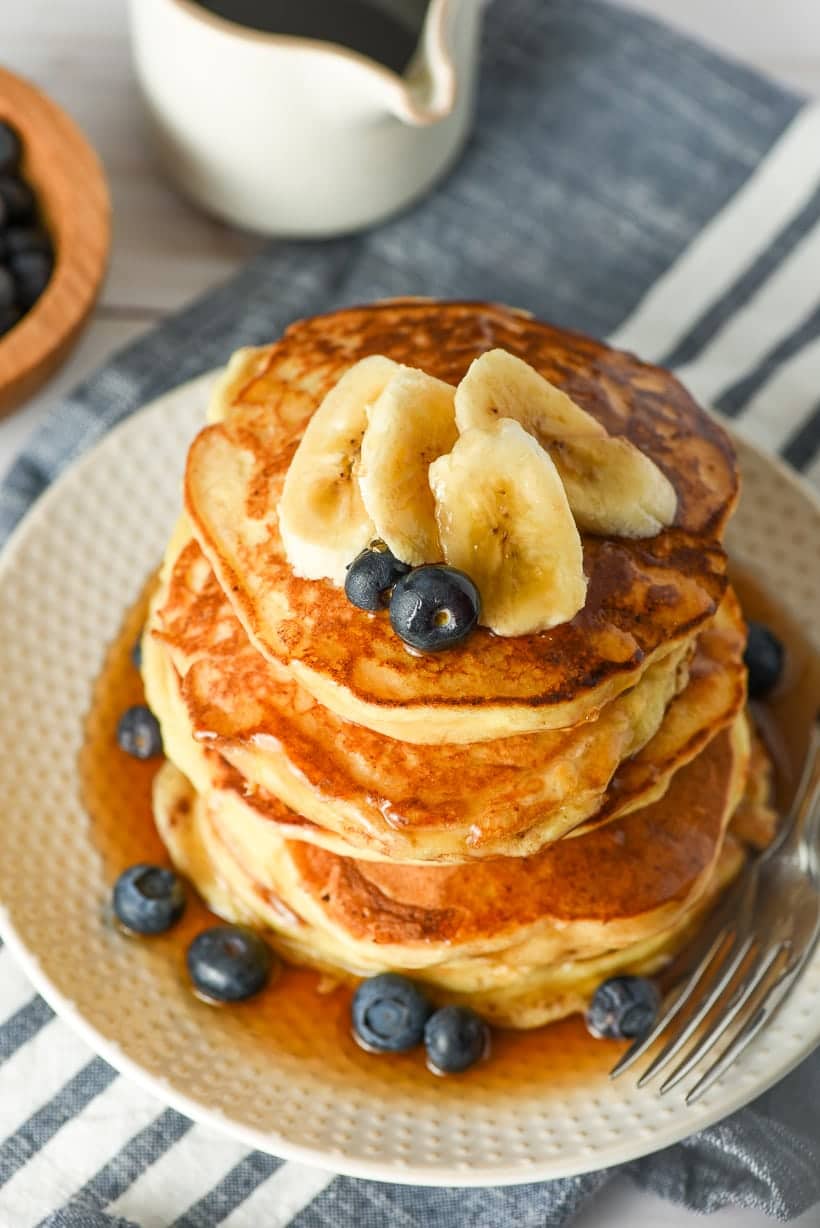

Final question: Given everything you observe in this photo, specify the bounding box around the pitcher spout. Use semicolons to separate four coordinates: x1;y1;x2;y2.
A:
387;0;458;126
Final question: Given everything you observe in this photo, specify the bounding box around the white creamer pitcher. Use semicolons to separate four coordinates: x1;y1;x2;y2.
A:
128;0;485;236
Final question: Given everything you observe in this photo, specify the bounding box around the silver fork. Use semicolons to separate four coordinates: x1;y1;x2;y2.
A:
611;716;820;1104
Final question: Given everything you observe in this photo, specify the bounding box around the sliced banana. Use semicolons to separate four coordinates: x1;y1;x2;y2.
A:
359;367;457;565
456;347;676;539
278;355;398;584
550;435;678;538
429;418;587;636
455;348;605;441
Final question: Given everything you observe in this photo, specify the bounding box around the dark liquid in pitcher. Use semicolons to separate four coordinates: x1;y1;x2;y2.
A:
192;0;421;74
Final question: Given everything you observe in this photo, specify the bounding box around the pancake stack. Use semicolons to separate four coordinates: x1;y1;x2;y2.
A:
142;300;774;1029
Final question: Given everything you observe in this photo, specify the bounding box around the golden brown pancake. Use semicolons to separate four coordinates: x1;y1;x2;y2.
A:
184;301;737;743
729;724;778;850
282;724;746;945
145;525;747;859
153;718;755;1026
569;587;748;837
145;527;709;860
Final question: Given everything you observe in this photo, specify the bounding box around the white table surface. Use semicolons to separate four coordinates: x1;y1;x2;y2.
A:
3;3;820;1225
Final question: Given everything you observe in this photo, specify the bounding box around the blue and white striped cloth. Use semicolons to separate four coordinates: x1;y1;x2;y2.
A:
1;2;819;1224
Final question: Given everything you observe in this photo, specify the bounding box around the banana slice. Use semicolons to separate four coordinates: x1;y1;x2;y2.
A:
455;348;605;441
278;355;398;584
550;435;677;537
456;347;676;539
359;367;457;565
429;418;587;636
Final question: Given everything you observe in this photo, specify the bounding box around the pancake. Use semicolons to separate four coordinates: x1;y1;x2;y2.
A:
729;723;778;850
153;718;753;1027
568;586;748;838
455;843;745;1028
184;301;736;744
143;618;685;863
145;529;746;859
145;527;748;862
143;615;385;863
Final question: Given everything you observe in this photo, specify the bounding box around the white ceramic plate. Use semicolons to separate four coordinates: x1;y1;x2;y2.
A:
0;372;818;1187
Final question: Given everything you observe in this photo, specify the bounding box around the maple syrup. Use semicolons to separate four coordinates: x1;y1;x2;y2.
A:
78;565;819;1088
191;0;420;74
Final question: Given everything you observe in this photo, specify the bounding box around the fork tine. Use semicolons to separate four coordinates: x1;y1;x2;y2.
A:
684;954;808;1105
657;942;787;1095
635;935;755;1087
609;927;730;1079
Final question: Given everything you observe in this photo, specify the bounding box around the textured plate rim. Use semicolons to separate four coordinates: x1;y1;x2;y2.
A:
0;371;818;1188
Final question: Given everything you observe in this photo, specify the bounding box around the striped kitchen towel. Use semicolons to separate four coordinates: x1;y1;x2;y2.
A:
1;1;819;1225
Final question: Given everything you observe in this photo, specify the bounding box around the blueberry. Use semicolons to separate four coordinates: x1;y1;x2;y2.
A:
10;249;52;310
4;225;51;260
351;973;432;1052
744;620;785;699
345;545;410;611
585;975;660;1040
0;306;20;338
113;864;186;934
389;565;480;652
187;925;274;1001
423;1005;490;1074
0;123;21;176
116;705;163;759
0;267;14;312
0;176;36;226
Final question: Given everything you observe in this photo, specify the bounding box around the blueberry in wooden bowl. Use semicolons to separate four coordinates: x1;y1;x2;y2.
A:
0;68;110;417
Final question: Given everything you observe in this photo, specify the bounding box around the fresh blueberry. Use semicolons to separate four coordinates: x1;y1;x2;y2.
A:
345;545;410;611
0;176;36;226
4;225;52;259
187;925;274;1002
744;620;785;699
0;123;21;176
389;565;480;652
116;705;163;759
113;864;186;935
0;306;20;338
0;267;14;312
424;1005;490;1074
10;249;52;310
351;973;432;1052
585;975;660;1040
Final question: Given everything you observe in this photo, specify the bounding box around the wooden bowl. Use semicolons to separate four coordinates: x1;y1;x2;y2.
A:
0;68;110;417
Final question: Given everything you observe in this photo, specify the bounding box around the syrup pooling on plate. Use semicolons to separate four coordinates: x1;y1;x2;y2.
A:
76;582;658;1085
79;542;816;1085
